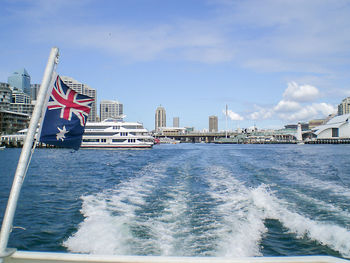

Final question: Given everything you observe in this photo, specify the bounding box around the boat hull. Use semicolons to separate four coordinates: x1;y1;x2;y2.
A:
80;144;153;149
3;251;348;263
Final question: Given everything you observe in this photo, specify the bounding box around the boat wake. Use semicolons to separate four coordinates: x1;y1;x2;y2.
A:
63;150;350;258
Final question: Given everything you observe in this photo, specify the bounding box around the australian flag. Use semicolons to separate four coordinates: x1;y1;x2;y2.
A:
39;74;94;150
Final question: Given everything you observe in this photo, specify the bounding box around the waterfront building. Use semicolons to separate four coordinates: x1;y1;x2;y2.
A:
337;97;350;115
1;81;34;117
61;76;97;122
30;84;41;102
209;115;218;132
155;105;166;131
312;113;350;139
0;110;29;135
8;68;31;95
10;103;35;116
11;87;31;104
100;100;123;121
284;123;309;131
157;127;186;136
7;86;34;116
185;127;195;133
309;119;325;130
173;117;179;128
0;83;12;111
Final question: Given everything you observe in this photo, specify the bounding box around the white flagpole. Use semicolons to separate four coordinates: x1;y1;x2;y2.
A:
0;47;59;261
225;104;228;139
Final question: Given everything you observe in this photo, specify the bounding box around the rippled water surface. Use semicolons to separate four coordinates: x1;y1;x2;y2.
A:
1;144;350;258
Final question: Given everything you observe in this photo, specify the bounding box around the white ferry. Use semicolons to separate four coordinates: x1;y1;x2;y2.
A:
81;119;154;149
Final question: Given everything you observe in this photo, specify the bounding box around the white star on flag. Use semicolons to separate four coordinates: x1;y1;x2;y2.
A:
56;126;68;141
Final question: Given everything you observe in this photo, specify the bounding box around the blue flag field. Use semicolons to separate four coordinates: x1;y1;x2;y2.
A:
39;75;94;150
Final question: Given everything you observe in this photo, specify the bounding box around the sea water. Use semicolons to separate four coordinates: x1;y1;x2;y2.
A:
0;144;350;258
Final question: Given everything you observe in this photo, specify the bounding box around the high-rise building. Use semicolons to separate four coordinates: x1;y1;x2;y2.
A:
8;68;31;95
61;76;97;122
30;84;41;102
155;105;166;131
100;100;123;121
209;115;218;132
338;97;350;115
173;117;179;127
0;82;12;111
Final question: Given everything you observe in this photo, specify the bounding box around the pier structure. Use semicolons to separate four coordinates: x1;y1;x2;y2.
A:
1;133;26;147
305;138;350;144
154;130;298;144
3;129;350;147
155;131;227;143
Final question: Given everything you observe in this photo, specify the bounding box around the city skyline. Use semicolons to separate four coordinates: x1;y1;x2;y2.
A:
1;1;350;131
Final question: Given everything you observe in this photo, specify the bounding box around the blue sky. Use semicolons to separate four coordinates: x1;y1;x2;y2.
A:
1;0;350;131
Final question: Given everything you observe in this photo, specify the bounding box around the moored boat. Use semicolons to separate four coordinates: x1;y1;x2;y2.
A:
81;119;154;149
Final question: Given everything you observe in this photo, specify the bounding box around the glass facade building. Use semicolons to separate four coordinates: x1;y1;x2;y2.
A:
8;68;31;95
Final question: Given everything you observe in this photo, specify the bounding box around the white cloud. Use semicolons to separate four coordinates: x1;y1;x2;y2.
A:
223;109;244;121
214;0;350;74
249;107;273;120
312;102;337;116
277;103;336;122
247;82;336;123
33;23;235;63
283;82;320;102
7;0;350;70
274;100;301;113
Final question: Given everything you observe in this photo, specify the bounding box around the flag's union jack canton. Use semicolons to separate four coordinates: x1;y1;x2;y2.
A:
39;75;94;150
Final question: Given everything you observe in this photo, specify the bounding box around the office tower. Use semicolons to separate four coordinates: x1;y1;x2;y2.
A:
30;84;41;102
338;97;350;115
100;100;123;121
8;68;31;95
173;117;179;127
155;105;166;131
209;115;218;132
61;76;97;122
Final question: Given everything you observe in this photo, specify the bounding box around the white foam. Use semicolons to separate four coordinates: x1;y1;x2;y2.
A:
64;155;350;258
206;165;350;258
206;166;268;257
138;166;217;256
63;161;170;255
63;194;133;254
251;185;350;258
